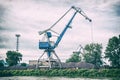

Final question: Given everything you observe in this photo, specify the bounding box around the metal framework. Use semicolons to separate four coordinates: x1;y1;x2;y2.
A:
15;34;20;52
36;6;92;69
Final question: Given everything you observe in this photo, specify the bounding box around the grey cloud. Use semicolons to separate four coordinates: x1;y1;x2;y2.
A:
0;36;9;48
0;45;6;48
0;0;120;63
113;3;120;16
0;9;16;48
0;5;6;29
0;0;120;54
0;5;6;18
0;5;9;48
33;0;79;7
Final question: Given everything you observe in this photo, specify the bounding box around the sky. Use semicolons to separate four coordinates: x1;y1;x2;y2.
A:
0;0;120;63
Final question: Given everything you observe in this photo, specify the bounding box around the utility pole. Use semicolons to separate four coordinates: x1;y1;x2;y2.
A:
15;34;20;52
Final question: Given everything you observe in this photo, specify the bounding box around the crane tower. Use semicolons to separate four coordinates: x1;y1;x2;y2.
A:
36;6;92;69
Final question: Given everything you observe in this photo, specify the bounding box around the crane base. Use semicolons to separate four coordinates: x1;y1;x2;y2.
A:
36;50;62;69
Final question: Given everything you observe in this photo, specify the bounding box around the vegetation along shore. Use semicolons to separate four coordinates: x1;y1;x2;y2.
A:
0;69;120;78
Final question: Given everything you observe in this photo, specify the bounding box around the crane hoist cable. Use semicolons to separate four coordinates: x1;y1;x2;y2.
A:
90;22;94;44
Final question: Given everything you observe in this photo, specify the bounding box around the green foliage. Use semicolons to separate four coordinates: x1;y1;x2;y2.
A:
105;35;120;68
83;43;103;68
6;51;22;66
0;61;4;67
66;52;81;63
0;69;120;77
0;70;13;77
21;63;27;67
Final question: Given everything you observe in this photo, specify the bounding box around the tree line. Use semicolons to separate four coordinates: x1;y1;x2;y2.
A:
0;35;120;69
66;35;120;68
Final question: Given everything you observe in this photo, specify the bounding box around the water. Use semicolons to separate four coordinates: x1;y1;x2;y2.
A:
0;76;118;80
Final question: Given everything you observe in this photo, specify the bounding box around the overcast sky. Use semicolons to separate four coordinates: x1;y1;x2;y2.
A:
0;0;120;63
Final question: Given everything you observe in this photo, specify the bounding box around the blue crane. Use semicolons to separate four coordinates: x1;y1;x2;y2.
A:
37;6;92;68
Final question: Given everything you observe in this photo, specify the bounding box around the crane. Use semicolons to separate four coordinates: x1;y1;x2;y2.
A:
36;6;92;69
73;44;85;61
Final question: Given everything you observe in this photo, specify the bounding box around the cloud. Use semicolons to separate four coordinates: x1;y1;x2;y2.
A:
112;1;120;16
0;4;6;18
0;0;120;62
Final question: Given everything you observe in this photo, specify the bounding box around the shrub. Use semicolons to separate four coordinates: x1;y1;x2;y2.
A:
0;69;120;77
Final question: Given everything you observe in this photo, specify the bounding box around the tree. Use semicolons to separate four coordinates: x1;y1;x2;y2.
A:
83;43;103;68
6;51;22;66
105;35;120;68
21;63;27;67
0;60;4;67
66;52;81;63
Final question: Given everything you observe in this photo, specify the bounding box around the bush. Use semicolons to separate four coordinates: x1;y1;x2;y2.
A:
21;63;27;67
0;69;120;77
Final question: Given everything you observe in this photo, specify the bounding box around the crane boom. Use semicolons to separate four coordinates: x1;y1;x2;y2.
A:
52;6;92;49
53;11;78;48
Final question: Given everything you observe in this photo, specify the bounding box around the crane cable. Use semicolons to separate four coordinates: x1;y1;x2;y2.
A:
90;22;94;44
38;7;72;35
49;7;72;30
90;21;95;55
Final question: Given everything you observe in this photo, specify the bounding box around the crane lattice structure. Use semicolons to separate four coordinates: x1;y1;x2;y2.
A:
36;6;92;69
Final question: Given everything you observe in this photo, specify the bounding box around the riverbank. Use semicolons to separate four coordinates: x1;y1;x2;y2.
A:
0;69;120;78
1;76;118;80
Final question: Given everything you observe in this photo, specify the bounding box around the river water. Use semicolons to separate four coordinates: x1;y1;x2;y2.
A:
0;76;118;80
